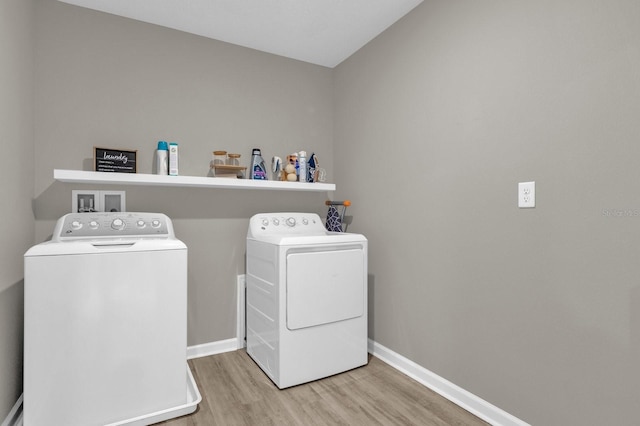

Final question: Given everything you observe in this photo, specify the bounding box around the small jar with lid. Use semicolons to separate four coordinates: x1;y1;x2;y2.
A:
213;151;227;166
227;153;241;166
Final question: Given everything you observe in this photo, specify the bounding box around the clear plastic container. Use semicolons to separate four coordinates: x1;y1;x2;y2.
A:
227;153;241;166
213;151;227;166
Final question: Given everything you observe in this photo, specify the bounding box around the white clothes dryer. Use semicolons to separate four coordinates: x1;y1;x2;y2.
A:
24;212;200;426
246;212;368;389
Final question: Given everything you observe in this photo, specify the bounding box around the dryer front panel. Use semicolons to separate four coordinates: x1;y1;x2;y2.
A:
286;247;365;330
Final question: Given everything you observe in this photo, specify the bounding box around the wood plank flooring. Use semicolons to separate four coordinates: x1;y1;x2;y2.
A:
160;350;488;426
161;350;487;426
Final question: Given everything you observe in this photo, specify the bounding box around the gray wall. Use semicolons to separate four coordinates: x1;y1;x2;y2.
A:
0;0;35;419
33;0;333;345
334;0;640;425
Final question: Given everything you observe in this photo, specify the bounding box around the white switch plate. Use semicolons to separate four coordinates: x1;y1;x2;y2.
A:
518;181;535;208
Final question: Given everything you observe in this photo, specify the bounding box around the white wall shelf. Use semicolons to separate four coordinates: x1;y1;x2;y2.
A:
54;169;335;192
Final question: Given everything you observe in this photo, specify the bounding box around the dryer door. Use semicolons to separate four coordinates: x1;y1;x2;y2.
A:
286;247;365;330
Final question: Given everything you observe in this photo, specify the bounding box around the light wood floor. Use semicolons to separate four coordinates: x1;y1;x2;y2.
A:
159;350;488;426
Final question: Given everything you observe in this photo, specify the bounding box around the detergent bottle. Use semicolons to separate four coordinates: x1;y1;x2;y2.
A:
250;148;267;180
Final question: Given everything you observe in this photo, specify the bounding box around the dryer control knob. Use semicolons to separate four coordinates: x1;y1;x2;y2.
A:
89;220;99;229
136;220;146;228
71;220;83;230
111;218;125;230
302;218;308;225
151;219;161;228
286;217;296;227
262;218;269;227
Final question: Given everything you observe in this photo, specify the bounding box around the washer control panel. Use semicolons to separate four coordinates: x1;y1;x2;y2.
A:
54;212;172;241
249;212;325;236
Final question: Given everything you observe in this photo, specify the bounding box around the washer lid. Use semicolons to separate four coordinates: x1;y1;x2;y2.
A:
24;238;186;257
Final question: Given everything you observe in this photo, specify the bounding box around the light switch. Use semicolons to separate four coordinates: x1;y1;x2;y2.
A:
518;181;535;208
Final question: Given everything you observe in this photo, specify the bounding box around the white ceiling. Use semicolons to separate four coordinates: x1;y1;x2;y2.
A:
57;0;423;68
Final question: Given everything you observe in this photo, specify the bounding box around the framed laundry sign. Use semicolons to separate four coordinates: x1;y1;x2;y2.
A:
94;146;137;173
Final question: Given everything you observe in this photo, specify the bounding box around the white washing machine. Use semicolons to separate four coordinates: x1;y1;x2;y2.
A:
246;212;368;389
24;212;200;426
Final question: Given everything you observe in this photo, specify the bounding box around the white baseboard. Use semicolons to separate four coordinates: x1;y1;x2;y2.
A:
187;338;238;360
368;339;529;426
1;393;23;426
